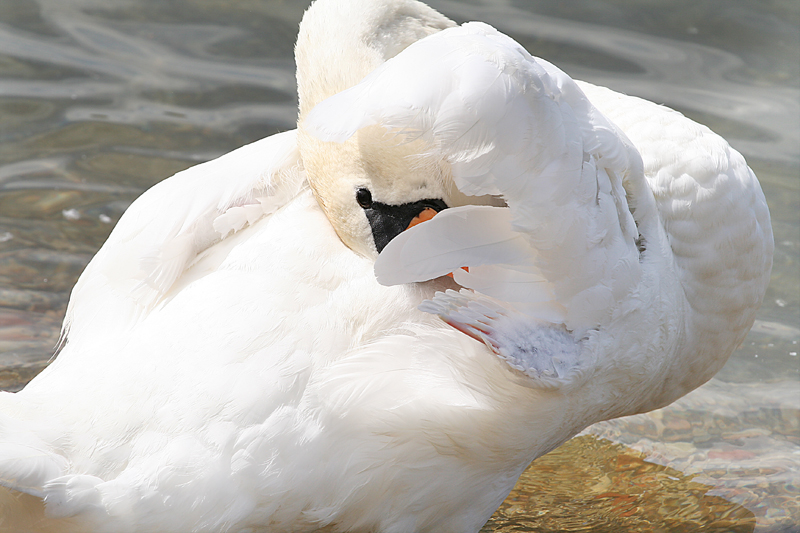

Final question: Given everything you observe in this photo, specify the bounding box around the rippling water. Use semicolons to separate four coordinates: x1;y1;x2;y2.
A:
0;0;797;531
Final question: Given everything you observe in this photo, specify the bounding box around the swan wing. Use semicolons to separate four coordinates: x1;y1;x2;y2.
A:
575;82;774;392
307;22;644;335
63;129;303;341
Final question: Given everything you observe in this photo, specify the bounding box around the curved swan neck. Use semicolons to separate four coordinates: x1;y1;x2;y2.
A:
295;0;454;120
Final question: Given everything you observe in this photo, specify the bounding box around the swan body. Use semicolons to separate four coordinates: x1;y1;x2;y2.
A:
0;0;772;532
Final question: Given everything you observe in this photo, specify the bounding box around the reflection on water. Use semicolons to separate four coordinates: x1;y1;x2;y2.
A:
0;0;797;531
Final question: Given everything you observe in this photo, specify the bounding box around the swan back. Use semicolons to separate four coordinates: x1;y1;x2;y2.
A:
58;131;303;362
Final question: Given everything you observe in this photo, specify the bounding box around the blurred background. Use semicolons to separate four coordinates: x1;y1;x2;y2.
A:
0;0;797;531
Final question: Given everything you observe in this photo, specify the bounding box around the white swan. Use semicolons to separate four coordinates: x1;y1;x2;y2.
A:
0;0;772;532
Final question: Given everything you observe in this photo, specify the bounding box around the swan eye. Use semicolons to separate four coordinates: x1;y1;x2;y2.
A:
356;188;373;209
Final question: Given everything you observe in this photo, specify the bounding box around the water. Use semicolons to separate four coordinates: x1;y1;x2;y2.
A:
0;0;797;531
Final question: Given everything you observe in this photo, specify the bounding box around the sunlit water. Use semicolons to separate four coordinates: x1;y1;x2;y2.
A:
0;0;797;531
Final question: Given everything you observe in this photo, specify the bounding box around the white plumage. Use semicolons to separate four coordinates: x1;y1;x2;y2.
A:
0;1;772;532
306;22;647;336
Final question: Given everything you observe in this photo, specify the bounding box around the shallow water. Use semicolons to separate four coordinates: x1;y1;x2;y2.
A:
0;0;797;531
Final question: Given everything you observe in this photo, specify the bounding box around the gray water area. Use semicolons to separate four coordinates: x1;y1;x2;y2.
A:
0;0;797;531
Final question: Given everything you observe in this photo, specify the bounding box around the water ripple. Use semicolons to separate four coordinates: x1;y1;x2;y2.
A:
0;22;296;92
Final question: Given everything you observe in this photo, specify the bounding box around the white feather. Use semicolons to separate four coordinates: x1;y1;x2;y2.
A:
0;414;68;498
374;206;536;284
62;129;303;345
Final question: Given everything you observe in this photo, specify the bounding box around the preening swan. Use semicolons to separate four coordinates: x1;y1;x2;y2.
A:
0;0;772;532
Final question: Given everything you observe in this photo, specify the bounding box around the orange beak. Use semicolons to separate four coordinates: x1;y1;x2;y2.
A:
405;207;438;229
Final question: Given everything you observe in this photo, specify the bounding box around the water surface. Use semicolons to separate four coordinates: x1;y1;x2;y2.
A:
0;0;797;531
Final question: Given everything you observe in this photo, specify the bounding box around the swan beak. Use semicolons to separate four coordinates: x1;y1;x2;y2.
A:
406;207;438;229
366;198;448;253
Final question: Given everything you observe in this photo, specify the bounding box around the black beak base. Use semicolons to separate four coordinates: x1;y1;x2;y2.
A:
365;198;448;253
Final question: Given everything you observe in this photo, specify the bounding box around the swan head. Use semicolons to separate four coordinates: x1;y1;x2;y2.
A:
299;125;455;258
293;0;460;258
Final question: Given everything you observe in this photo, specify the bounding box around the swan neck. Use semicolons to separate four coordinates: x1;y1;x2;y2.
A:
295;0;455;119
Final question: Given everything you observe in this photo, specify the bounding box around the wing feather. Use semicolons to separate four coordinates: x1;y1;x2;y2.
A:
63;129;303;341
374;206;535;284
309;23;644;331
